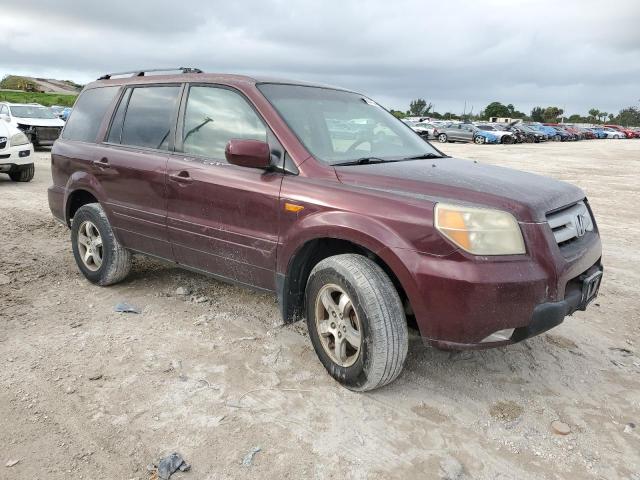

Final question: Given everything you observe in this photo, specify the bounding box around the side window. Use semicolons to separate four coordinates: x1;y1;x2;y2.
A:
106;89;132;144
0;105;7;115
119;86;180;150
182;86;267;160
62;86;119;142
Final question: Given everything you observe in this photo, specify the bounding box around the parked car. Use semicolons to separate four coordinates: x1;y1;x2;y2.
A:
0;119;35;181
50;105;66;118
475;124;516;144
412;122;439;139
571;126;596;139
437;123;493;143
546;126;573;141
60;107;73;121
527;123;556;140
0;102;65;148
587;127;608;139
512;124;546;143
48;68;603;391
473;128;500;144
558;125;582;140
601;127;625;139
604;124;636;138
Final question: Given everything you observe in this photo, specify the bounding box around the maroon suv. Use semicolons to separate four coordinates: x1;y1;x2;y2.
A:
48;68;603;391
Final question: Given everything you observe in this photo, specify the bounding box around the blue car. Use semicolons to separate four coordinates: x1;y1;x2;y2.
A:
473;127;499;144
527;123;557;140
60;107;72;121
588;127;608;139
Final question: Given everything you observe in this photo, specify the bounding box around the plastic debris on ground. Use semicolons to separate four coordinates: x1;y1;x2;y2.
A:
155;452;191;480
241;446;261;467
114;302;142;314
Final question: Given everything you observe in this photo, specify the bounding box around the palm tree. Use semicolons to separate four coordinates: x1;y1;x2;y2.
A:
588;108;600;123
599;112;608;123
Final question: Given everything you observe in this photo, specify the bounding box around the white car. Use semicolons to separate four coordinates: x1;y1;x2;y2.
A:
0;102;65;148
0;120;35;182
403;120;438;139
414;122;438;139
601;127;625;139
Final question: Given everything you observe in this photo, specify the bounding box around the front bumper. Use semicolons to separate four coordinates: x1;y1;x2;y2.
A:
390;220;603;350
0;145;34;171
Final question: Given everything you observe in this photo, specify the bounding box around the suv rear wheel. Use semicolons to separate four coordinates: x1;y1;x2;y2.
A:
305;254;408;391
9;164;34;182
71;203;132;286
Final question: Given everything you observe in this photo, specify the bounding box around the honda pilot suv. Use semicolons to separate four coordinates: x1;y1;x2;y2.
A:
48;68;603;391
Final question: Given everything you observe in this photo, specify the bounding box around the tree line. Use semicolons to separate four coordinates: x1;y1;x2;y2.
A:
392;99;640;126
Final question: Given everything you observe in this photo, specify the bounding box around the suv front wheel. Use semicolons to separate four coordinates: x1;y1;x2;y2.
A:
306;254;408;391
71;203;132;286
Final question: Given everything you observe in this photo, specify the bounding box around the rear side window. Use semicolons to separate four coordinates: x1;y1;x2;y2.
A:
182;86;267;160
111;86;180;150
62;86;118;142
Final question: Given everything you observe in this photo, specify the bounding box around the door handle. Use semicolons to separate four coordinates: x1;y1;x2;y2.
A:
169;171;193;184
92;157;110;169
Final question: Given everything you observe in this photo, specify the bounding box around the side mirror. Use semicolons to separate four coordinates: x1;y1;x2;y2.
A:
225;139;271;169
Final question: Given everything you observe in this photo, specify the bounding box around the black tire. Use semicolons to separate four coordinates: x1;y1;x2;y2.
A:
305;254;408;391
71;203;132;286
554;134;562;141
9;164;34;182
438;133;448;143
501;135;514;144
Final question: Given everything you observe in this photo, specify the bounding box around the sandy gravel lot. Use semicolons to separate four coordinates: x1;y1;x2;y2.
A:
1;140;639;479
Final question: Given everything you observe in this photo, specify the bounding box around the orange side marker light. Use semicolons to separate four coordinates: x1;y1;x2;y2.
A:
284;203;304;213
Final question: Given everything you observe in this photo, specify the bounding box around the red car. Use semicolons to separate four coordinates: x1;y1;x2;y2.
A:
604;124;636;138
48;68;603;390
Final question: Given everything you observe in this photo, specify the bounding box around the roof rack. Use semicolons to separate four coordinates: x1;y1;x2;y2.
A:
97;67;203;80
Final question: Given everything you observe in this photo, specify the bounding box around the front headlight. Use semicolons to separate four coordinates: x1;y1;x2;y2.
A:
435;203;525;255
10;132;30;146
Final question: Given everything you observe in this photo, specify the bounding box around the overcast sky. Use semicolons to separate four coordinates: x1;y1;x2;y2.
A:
2;0;639;115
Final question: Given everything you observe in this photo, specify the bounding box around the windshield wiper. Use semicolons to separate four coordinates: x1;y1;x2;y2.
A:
404;153;446;160
332;157;393;166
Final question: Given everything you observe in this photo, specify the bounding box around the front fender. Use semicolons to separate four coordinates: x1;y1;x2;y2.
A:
277;209;419;275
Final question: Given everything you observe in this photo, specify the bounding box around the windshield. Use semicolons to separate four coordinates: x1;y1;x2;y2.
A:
477;125;494;131
9;105;58;119
258;84;442;164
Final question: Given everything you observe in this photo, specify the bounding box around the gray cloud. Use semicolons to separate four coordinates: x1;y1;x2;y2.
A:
2;0;639;115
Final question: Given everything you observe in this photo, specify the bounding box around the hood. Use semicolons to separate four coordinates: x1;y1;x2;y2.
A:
0;121;25;137
14;117;65;127
335;157;584;223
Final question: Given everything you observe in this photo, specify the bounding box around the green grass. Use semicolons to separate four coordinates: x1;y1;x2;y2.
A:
0;90;77;107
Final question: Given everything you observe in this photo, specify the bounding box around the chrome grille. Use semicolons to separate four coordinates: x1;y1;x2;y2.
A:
546;201;593;245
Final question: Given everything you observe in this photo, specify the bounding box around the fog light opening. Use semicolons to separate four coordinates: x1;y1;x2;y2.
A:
481;328;515;343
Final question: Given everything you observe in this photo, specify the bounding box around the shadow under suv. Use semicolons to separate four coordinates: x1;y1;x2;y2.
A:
49;68;603;391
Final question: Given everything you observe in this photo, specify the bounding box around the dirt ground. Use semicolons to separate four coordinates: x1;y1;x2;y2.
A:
1;140;639;480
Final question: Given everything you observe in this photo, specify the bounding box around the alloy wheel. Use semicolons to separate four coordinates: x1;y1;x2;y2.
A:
77;220;103;271
314;284;362;367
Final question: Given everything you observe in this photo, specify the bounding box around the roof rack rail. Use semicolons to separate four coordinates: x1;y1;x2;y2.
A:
97;67;203;80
